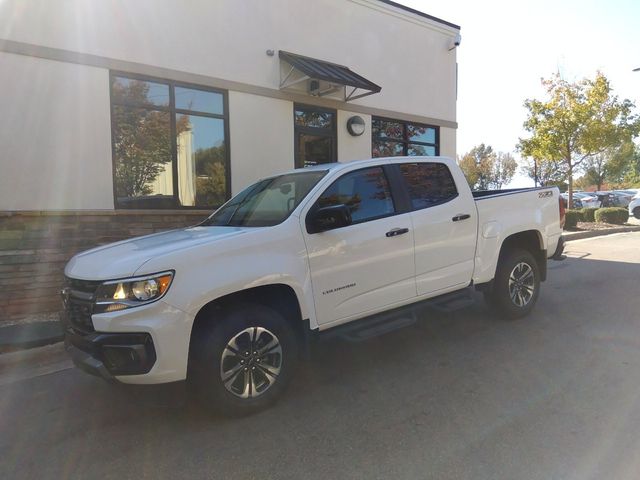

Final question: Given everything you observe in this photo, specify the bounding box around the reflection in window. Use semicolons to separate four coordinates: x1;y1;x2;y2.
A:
408;145;436;156
111;77;170;107
294;109;334;129
400;163;458;209
297;134;333;168
111;74;229;209
112;106;174;207
372;118;438;158
316;167;395;223
174;115;227;207
175;87;223;115
372;141;403;157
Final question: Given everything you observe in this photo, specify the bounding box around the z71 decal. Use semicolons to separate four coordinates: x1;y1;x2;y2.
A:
538;191;553;198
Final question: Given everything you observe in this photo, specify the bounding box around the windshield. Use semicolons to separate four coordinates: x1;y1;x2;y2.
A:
202;170;328;227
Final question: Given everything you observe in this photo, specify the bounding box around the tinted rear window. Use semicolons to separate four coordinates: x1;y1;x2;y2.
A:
399;162;458;209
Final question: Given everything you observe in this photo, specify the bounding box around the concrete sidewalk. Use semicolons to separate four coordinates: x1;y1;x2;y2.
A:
563;223;640;242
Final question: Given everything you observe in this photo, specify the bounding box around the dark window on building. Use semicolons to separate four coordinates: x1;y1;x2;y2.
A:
110;73;229;209
372;118;438;158
399;162;458;210
315;167;395;224
294;105;337;168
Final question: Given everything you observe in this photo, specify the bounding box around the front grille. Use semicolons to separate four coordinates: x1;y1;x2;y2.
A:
66;299;95;333
66;278;102;295
63;277;102;334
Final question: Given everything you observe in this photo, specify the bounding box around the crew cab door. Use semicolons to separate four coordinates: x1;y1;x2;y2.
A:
396;161;477;296
302;165;416;326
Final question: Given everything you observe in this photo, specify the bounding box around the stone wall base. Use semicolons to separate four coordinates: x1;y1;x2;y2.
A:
0;210;211;324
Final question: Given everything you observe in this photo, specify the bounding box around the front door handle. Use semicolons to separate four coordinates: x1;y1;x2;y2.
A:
386;228;409;237
452;214;471;222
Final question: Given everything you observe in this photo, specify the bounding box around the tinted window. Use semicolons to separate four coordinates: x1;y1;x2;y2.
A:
316;167;395;223
111;74;229;209
372;118;438;158
294;105;336;168
399;163;458;209
111;77;170;107
175;87;224;114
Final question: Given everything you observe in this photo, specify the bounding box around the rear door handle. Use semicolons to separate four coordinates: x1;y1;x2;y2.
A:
452;214;471;222
385;228;409;237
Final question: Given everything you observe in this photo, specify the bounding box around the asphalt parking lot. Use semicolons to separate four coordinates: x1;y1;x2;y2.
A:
1;232;640;480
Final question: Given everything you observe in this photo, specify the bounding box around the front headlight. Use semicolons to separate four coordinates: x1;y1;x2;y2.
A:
94;271;174;313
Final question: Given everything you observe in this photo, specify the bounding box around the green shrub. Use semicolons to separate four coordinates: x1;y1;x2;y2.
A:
580;207;598;222
594;207;628;225
564;209;583;229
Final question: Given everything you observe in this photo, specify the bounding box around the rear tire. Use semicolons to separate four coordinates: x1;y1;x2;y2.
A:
485;248;540;320
190;303;298;415
633;207;640;220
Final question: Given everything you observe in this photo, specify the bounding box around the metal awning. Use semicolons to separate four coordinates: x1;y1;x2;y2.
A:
279;50;381;102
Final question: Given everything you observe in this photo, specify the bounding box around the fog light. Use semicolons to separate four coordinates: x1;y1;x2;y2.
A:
102;345;146;373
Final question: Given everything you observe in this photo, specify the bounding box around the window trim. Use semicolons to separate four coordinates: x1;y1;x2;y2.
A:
306;165;398;233
372;116;440;158
294;103;337;169
397;161;459;212
109;71;231;210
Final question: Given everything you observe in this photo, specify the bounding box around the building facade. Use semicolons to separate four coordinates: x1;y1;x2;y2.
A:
0;0;460;323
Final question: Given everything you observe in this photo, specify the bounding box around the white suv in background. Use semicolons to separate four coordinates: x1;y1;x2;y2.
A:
629;193;640;219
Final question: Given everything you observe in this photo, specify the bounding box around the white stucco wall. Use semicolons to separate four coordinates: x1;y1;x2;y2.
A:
337;110;372;162
0;0;459;211
228;92;294;194
0;52;113;210
0;0;458;123
439;127;457;159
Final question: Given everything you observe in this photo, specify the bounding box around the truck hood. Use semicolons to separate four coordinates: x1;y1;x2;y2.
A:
65;226;249;280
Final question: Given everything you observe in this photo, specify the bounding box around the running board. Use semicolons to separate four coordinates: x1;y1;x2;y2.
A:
426;288;475;313
340;314;416;342
319;287;475;343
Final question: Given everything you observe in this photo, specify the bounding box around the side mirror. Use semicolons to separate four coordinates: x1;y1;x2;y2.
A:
307;204;352;233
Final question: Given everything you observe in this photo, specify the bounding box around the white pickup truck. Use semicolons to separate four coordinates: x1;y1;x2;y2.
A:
62;156;565;413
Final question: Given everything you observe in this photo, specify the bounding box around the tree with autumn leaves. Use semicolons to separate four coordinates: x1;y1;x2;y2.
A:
458;144;517;190
518;72;639;206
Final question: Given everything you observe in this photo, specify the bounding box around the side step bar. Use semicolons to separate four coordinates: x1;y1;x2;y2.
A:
319;287;475;343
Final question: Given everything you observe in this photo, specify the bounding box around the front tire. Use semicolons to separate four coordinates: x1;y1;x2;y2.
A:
633;207;640;220
485;248;540;320
190;304;298;415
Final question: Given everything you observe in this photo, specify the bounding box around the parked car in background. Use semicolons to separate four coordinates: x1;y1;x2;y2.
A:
593;192;618;208
629;195;640;219
560;192;600;209
609;191;634;207
560;193;581;209
573;192;601;208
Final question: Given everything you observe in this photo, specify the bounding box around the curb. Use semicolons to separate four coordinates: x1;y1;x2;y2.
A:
563;226;640;242
0;321;64;353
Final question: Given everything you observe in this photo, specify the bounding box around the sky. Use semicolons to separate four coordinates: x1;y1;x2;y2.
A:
403;0;640;186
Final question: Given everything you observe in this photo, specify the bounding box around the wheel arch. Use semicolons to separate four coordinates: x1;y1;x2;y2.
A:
497;230;547;281
188;284;309;366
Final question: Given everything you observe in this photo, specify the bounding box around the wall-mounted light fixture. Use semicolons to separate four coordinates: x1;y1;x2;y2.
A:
346;115;365;136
